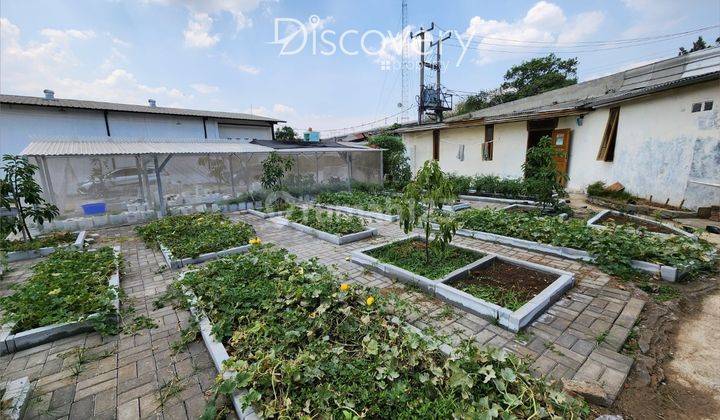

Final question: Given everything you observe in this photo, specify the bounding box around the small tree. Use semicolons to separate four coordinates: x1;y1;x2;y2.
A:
522;136;567;210
260;151;294;208
1;155;59;241
275;126;298;142
398;160;457;263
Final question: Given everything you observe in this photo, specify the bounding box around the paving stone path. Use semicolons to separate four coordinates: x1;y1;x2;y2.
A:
1;211;644;418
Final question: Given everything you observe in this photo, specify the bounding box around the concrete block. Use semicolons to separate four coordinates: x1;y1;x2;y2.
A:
1;376;32;420
273;217;376;245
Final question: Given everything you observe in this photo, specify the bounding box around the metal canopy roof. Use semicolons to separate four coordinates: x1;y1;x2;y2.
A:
21;138;381;156
0;94;285;123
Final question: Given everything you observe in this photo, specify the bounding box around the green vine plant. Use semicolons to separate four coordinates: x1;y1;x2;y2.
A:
1;154;60;241
398;160;458;263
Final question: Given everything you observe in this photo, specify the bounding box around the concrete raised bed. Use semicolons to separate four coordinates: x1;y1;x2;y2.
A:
0;246;121;356
351;235;573;331
180;276;258;420
1;377;32;420
443;224;692;282
587;209;697;240
460;194;538;206
247;208;287;219
273;217;377;245
4;231;86;263
441;202;471;212
160;243;252;270
315;204;399;222
586;196;697;219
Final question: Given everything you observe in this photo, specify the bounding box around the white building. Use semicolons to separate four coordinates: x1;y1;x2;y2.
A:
0;91;284;156
398;48;720;210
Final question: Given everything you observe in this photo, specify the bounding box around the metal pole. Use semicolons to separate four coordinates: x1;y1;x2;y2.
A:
134;155;145;202
379;150;384;185
315;153;320;185
228;155;237;197
418;31;425;124
153;155;166;216
138;156;154;209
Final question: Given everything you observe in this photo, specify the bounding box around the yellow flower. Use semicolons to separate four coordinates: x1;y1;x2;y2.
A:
345;256;350;261
48;288;61;296
366;296;375;306
249;237;262;245
340;283;350;292
308;311;317;319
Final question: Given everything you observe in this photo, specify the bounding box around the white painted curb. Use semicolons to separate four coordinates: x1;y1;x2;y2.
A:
273;217;377;245
160;243;252;270
587;209;697;240
315;204;399;222
5;230;86;263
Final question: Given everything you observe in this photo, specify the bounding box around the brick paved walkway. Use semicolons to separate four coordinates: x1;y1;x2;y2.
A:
1;211;644;418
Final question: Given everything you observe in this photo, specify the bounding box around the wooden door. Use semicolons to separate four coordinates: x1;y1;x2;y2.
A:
550;129;571;185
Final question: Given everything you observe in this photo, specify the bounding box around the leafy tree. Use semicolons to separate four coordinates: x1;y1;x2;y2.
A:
275;126;298;142
501;54;578;101
678;36;711;55
522;136;567;211
454;54;578;115
260;151;294;209
1;155;59;241
398;160;457;263
367;134;411;190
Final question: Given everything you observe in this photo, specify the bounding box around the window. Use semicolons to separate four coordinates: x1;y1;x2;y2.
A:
691;102;702;112
704;101;714;111
597;107;620;162
483;124;494;161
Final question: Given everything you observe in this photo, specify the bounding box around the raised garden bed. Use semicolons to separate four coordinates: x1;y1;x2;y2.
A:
451;209;715;282
315;190;402;221
351;235;573;331
441;202;471;212
2;231;86;263
135;213;255;269
586;196;697;219
460;194;538;206
0;247;120;355
587;209;696;239
165;246;586;418
1;377;31;420
275;207;376;245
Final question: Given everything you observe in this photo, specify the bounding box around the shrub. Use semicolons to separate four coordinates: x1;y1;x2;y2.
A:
367;134;411;190
165;246;588;418
1;231;77;252
522;136;567;210
586;181;634;202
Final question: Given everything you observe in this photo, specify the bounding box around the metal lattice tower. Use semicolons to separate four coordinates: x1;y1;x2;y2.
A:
400;0;409;122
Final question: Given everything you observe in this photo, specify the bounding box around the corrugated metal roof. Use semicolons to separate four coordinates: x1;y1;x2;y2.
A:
22;138;274;156
0;94;285;123
21;137;382;156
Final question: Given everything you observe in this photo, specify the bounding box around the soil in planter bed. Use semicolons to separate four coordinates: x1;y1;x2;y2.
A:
449;260;557;311
0;231;77;252
366;239;483;280
599;212;676;234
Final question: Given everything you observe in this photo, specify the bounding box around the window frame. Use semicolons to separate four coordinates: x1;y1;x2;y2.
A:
597;107;620;162
483;124;494;161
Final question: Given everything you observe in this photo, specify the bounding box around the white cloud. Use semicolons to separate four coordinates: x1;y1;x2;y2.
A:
1;18;193;107
272;103;295;114
147;0;265;47
190;83;220;93
236;63;260;74
111;37;132;48
462;1;605;65
557;11;605;44
184;12;220;48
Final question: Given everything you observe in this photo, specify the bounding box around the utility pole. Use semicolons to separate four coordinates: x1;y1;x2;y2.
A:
400;0;408;123
430;30;451;122
410;23;433;125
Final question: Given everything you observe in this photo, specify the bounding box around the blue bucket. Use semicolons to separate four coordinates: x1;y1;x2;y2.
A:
81;202;107;215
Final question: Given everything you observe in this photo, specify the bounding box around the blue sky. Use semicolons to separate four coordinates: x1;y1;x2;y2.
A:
1;0;718;137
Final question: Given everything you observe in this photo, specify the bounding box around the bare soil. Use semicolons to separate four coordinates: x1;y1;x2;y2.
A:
595;274;720;420
450;259;557;307
598;212;677;234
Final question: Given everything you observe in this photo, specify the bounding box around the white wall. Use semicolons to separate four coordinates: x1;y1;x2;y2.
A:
218;123;272;140
401;81;720;209
1;104;107;155
106;111;206;138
